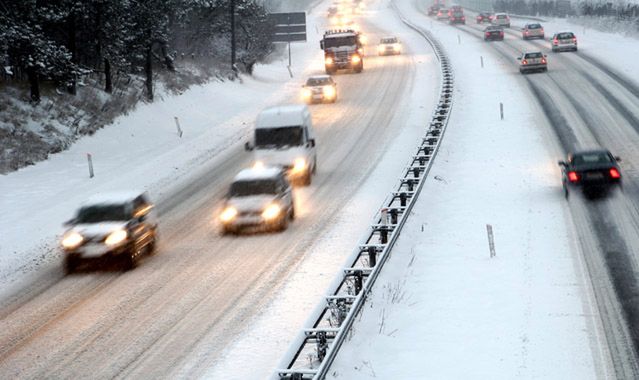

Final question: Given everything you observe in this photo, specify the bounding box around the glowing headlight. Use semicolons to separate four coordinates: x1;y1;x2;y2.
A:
262;204;282;221
62;231;84;249
322;85;336;98
351;55;361;63
393;43;401;51
292;158;307;173
359;35;368;45
325;57;334;65
220;206;238;223
105;229;128;246
302;88;312;99
253;161;265;169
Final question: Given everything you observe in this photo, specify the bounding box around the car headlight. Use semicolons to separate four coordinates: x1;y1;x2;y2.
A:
62;231;84;249
351;55;361;63
292;158;307;173
325;57;334;65
220;206;238;223
105;229;128;246
262;203;282;221
302;88;312;99
322;85;335;98
253;161;265;169
393;43;401;51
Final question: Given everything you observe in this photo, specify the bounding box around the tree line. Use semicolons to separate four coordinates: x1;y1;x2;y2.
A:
0;0;273;102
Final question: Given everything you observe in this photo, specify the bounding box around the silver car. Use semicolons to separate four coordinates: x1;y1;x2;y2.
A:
518;52;547;74
522;23;544;40
492;13;510;28
552;32;577;52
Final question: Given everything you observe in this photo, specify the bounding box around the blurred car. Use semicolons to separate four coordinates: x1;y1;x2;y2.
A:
518;51;547;73
436;8;450;20
558;149;622;198
449;10;465;24
427;4;441;16
61;191;158;273
552;32;577;52
484;25;504;41
219;167;295;234
378;36;402;55
492;12;510;28
302;75;337;104
476;12;493;23
522;23;544;40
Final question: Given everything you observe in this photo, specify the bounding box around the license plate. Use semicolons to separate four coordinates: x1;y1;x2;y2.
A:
81;244;107;257
586;172;604;179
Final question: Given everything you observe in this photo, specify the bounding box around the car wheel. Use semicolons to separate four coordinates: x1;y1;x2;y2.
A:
574;47;578;52
147;235;157;256
276;215;289;232
302;168;312;186
64;256;78;274
123;246;140;271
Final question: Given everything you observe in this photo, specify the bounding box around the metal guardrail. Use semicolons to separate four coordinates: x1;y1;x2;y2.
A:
272;3;454;379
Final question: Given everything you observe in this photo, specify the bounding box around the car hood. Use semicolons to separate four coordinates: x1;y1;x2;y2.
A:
227;195;278;213
68;222;129;239
255;146;308;167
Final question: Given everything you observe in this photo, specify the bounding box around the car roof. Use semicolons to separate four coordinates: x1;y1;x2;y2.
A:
256;104;309;128
233;167;283;182
83;191;144;206
308;75;331;80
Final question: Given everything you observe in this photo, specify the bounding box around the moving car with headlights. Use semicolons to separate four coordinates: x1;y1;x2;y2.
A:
61;191;158;273
492;12;510;28
301;75;337;104
378;36;402;56
245;104;317;186
449;10;465;24
320;29;364;74
436;8;450;20
219;167;295;234
476;12;493;23
518;51;547;73
551;32;577;52
484;25;504;41
522;23;544;40
558;149;622;198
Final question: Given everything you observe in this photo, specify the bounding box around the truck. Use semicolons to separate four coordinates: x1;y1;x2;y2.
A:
320;29;364;74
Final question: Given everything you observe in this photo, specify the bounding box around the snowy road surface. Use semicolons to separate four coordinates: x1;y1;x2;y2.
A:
0;1;438;379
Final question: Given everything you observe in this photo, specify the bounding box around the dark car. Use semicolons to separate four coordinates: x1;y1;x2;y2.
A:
449;11;465;24
427;4;441;16
558;149;622;198
476;11;493;23
61;191;159;273
484;25;504;41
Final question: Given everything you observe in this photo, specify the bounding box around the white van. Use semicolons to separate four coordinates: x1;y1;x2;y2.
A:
245;104;317;186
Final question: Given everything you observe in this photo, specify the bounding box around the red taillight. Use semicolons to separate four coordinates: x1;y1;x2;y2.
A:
500;31;504;36
541;58;547;64
462;16;465;20
568;171;579;182
522;59;528;65
610;168;621;179
553;38;558;45
485;32;490;36
573;37;577;43
524;31;529;34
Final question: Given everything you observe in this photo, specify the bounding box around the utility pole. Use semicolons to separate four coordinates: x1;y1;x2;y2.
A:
230;0;237;74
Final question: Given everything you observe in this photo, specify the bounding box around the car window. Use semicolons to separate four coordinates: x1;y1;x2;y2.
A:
230;180;279;196
381;38;397;44
76;204;130;223
525;52;542;58
306;78;328;86
255;126;303;147
558;32;574;39
572;153;612;165
527;23;541;29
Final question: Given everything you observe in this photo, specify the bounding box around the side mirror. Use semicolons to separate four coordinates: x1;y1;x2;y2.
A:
320;41;324;49
63;218;76;226
245;141;253;151
615;156;622;162
308;139;315;148
557;160;566;167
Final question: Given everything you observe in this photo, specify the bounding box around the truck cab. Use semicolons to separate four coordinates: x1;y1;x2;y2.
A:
245;105;317;186
320;29;364;74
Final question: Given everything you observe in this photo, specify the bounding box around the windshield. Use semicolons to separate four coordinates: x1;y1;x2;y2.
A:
255;126;303;148
381;38;397;44
306;77;330;86
230;180;278;196
324;36;358;48
525;52;543;58
572;153;612;165
76;205;129;223
557;32;574;39
527;23;542;29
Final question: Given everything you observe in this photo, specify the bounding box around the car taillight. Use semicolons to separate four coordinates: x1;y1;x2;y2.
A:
573;37;577;43
462;16;465;20
541;58;547;64
610;168;621;179
553;38;558;45
522;59;528;65
524;31;529;34
500;31;504;36
485;32;490;36
568;171;579;182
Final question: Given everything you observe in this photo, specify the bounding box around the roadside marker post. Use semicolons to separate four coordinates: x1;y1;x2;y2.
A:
487;224;496;258
174;117;183;138
500;102;504;120
87;153;94;178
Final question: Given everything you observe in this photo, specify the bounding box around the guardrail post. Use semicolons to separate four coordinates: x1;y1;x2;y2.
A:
380;227;388;244
317;331;328;361
354;270;363;294
368;246;377;267
400;192;407;206
413;167;420;178
390;209;398;224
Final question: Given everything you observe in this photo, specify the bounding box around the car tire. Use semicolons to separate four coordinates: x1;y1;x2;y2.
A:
276;215;289;232
302;168;312;186
354;64;363;73
64;256;78;274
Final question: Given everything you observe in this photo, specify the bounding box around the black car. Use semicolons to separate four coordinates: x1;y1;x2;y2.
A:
484;25;504;41
558;149;622;198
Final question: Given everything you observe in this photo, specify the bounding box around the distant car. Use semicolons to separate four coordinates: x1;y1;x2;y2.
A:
219;167;295;234
522;23;544;40
61;191;158;273
449;10;465;24
484;25;504;41
552;32;577;52
436;8;449;20
518;51;547;73
302;75;337;104
427;4;441;16
476;12;493;23
450;4;463;11
378;36;402;55
492;12;510;28
558;150;622;198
